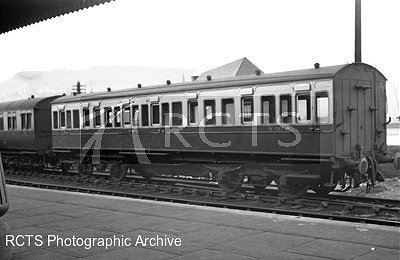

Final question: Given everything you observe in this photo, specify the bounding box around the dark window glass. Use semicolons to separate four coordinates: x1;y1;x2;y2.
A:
114;107;121;127
26;113;32;129
60;111;66;127
21;113;26;130
204;100;216;125
296;94;311;122
152;104;160;125
316;92;329;124
222;99;235;125
83;108;90;127
188;101;199;125
123;106;131;125
241;97;253;123
66;110;72;129
73;110;80;128
53;111;58;129
132;105;139;126
141;104;149;126
7;117;12;130
0;117;3;130
172;102;182;126
94;107;101;127
161;103;169;126
280;95;292;123
261;96;276;124
104;107;112;127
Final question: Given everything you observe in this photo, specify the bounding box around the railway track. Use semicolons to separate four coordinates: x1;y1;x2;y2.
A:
5;170;400;227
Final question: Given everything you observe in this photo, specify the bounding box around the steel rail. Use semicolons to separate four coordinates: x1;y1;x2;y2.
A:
5;174;400;227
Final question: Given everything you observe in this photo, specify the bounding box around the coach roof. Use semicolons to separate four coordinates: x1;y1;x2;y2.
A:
52;63;386;105
0;96;61;112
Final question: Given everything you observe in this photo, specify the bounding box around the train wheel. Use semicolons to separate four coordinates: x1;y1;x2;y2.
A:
109;164;127;182
78;164;92;178
277;176;309;199
217;171;242;193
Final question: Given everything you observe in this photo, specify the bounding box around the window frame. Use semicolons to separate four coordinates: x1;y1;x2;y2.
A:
59;110;66;128
241;96;254;124
141;104;149;127
315;92;330;124
93;107;101;127
151;103;161;126
204;99;216;126
66;110;72;129
221;98;235;125
279;94;293;124
261;95;276;125
132;105;139;126
82;108;90;128
172;101;183;126
72;109;80;129
123;105;131;126
161;103;170;126
114;106;122;128
21;113;27;130
0;114;4;131
295;93;312;124
188;100;199;126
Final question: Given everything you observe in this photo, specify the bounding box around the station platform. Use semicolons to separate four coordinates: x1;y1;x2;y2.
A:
2;185;399;260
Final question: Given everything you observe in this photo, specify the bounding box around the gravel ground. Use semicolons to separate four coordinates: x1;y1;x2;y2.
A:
332;163;400;200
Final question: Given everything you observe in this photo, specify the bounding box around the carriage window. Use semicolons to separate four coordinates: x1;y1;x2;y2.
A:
104;107;112;127
93;107;101;127
114;107;121;127
141;104;149;126
0;115;3;130
296;94;311;123
83;108;90;128
222;99;235;125
26;113;32;129
204;100;216;125
161;103;169;126
73;110;80;128
261;96;276;124
172;102;183;126
241;97;253;123
152;104;160;125
316;92;329;124
66;110;72;129
123;106;130;125
280;95;292;123
60;111;66;128
188;101;199;125
132;105;139;126
21;113;26;129
53;111;58;129
8;116;17;130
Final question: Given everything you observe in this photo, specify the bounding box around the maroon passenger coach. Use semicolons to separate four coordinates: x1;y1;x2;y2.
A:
49;62;394;198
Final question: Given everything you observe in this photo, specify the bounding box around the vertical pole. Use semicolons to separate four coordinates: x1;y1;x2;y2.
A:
355;0;362;63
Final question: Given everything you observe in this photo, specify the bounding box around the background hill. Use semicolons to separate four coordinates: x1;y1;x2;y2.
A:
0;66;196;101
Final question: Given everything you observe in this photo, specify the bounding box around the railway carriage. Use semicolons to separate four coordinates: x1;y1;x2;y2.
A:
0;96;61;168
50;61;393;198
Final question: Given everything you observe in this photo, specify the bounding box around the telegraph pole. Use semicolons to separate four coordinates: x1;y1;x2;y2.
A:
355;0;362;63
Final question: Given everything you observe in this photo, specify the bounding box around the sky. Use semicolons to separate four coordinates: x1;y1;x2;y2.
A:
0;0;399;115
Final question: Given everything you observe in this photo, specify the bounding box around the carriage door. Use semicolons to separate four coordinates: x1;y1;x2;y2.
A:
349;79;375;155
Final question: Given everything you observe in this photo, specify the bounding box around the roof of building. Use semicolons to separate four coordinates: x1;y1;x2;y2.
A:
196;57;263;81
0;0;115;35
